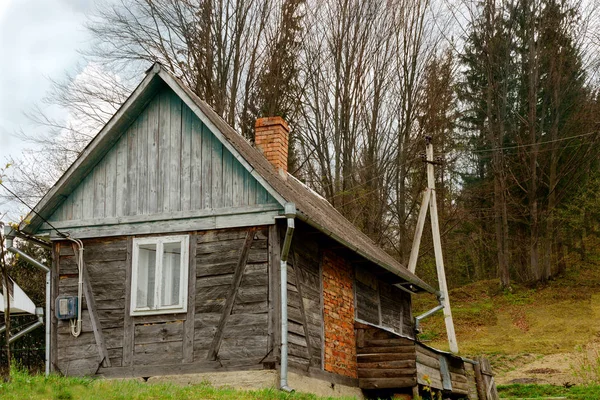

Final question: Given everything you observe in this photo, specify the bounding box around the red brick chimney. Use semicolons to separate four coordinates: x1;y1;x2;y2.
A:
254;117;289;176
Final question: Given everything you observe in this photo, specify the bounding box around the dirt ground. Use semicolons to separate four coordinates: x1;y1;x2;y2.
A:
495;340;600;386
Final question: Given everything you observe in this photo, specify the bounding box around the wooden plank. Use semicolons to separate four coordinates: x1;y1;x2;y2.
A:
291;252;313;367
363;338;414;347
358;368;417;379
200;121;212;209
147;94;159;214
93;160;106;219
134;321;184;345
183;233;197;363
211;136;223;208
169;91;182;212
358;360;416;369
357;352;416;363
115;134;128;217
127;120;138;215
358;345;417;354
122;238;134;367
51;243;60;372
207;228;256;360
97;359;259;378
137;105;148;214
268;225;280;361
232;160;244;207
158;90;170;213
181;103;192;212
222;150;233;208
76;244;111;368
359;377;416;389
134;341;183;365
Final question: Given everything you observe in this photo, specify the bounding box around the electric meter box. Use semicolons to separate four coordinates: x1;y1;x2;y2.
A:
55;296;78;320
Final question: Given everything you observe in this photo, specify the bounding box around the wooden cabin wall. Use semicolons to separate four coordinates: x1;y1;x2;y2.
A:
354;267;413;338
47;86;276;227
52;226;273;377
286;230;323;371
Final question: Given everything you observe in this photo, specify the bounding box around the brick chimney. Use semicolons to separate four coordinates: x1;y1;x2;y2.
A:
254;117;289;176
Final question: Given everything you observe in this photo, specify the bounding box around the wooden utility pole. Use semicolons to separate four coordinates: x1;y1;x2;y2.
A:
407;136;458;354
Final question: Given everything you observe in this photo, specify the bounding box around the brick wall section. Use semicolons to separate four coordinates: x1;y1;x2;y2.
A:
254;117;289;173
322;249;357;378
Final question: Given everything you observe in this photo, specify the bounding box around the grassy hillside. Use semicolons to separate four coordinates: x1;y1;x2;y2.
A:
413;247;600;378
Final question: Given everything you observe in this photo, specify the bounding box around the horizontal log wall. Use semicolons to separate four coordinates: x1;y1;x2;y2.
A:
355;322;417;390
355;268;413;337
53;226;272;377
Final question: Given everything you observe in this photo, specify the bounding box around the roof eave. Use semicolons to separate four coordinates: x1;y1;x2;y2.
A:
294;211;437;294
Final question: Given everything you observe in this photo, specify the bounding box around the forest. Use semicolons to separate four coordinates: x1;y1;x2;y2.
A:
2;0;600;290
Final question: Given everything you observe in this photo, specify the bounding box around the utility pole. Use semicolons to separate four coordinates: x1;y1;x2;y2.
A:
408;136;458;354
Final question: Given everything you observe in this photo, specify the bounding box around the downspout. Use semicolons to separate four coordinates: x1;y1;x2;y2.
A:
280;203;296;392
5;234;51;376
414;292;445;334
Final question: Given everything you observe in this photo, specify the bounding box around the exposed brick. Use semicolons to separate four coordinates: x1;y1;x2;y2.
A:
322;250;357;378
255;116;289;173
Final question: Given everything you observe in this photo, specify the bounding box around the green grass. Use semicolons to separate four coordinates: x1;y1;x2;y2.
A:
0;368;356;400
498;383;600;399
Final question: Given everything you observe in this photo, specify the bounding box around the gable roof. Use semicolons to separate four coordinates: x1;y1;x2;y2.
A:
23;63;436;294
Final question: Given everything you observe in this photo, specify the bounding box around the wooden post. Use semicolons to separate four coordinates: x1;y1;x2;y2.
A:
408;137;458;354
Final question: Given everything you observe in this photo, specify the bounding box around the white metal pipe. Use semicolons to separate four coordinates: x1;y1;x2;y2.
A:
279;203;296;392
5;236;51;375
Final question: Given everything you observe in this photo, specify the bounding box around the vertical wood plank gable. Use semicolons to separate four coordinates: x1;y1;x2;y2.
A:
169;92;182;212
46;86;283;226
181;103;193;212
147;95;159;214
127;120;138;216
115;134;128;217
158;90;171;213
137;104;149;215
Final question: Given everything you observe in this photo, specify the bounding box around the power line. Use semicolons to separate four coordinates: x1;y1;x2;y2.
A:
465;130;599;154
0;182;67;239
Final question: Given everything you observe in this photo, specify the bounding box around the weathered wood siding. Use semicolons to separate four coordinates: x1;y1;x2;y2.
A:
355;267;413;337
286;232;323;370
47;87;277;228
53;226;273;377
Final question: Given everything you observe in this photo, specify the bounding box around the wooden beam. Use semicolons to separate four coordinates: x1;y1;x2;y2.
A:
74;243;111;368
267;225;281;361
183;233;197;363
50;242;59;372
290;252;313;369
207;228;256;360
122;238;134;367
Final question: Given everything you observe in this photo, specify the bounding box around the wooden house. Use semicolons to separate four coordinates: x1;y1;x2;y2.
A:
18;63;488;399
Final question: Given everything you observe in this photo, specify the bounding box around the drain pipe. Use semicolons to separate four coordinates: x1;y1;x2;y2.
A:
415;292;445;334
280;203;296;392
5;233;51;376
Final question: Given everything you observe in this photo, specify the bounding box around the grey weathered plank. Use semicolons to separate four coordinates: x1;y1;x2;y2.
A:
169;91;182;212
201;122;212;209
268;225;280;360
134;321;184;345
137;102;148;214
290;253;313;367
207;228;255;360
211;136;223;208
190;107;202;210
134;341;183;365
158;90;170;213
222;150;233;208
51;243;60;372
115;134;128;217
147;94;159;214
181;104;192;212
127;120;138;215
75;244;111;368
122;238;134;367
183;233;197;363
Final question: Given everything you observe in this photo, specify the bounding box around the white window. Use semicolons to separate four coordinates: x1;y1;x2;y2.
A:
131;235;189;315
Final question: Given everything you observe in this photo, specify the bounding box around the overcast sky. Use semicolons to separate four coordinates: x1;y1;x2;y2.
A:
0;0;93;165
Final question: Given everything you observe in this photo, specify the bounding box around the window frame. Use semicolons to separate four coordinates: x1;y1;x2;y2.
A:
130;234;189;316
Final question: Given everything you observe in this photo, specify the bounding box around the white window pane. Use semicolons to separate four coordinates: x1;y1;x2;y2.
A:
137;243;157;309
161;241;182;307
